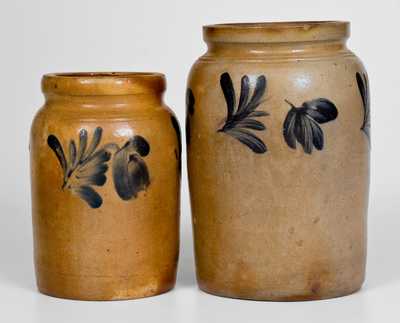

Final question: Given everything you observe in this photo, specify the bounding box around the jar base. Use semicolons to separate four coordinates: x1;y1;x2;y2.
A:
198;281;363;301
36;270;176;301
37;285;175;301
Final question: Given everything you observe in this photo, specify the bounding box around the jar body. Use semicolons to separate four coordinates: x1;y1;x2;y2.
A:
187;23;370;300
30;74;181;300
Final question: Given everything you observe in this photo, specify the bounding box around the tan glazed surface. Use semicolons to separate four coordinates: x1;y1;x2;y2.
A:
187;22;370;300
30;73;181;300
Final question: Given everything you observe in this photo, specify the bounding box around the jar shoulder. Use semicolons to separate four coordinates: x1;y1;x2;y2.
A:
193;44;365;65
30;101;179;147
188;51;368;91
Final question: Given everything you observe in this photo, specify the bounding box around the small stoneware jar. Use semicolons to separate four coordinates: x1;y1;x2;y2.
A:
30;72;181;300
187;21;370;300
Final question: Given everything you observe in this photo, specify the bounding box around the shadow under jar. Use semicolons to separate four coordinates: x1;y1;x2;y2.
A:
187;21;370;301
30;72;181;300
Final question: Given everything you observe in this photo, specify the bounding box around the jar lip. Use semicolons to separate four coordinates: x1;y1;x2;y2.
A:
42;72;166;96
203;21;350;43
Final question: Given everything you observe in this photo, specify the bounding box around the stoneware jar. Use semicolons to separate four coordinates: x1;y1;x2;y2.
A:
187;21;370;301
30;72;181;300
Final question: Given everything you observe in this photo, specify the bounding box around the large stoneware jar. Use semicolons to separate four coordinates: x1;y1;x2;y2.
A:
187;22;370;300
30;72;181;300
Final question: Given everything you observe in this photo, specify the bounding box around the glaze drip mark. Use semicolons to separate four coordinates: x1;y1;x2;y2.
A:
170;115;182;173
218;72;269;154
356;72;370;141
186;88;195;146
47;127;110;208
283;98;338;154
112;136;150;201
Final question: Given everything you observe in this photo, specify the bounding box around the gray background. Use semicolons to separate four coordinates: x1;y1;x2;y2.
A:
0;0;399;322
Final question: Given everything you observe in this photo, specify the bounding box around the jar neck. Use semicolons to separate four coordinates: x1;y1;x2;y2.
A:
41;72;166;108
44;92;163;109
204;39;349;59
202;21;350;59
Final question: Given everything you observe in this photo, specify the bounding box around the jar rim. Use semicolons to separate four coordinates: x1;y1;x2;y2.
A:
42;72;166;96
203;21;350;43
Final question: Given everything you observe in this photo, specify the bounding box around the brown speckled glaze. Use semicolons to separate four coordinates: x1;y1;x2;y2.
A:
187;22;370;301
30;72;181;300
